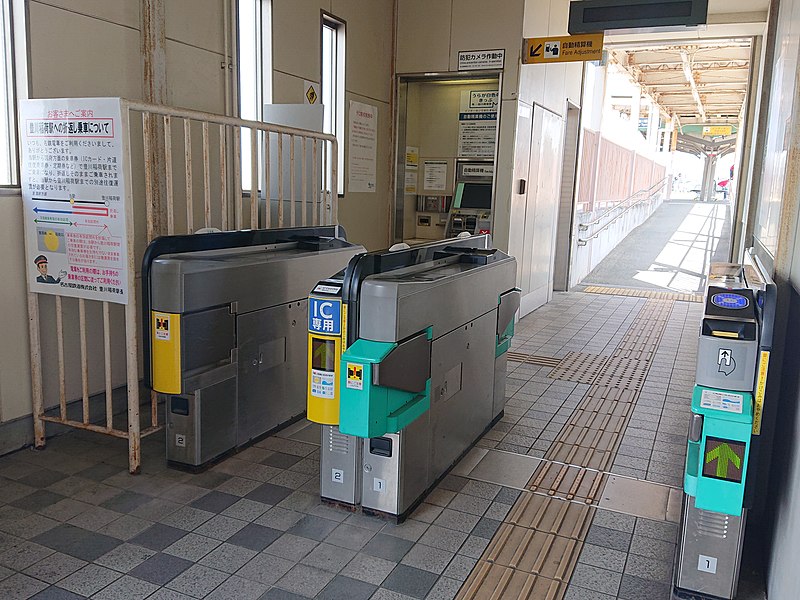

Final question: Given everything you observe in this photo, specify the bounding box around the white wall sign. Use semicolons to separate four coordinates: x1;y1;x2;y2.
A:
405;146;419;168
404;168;418;194
348;101;377;193
20;98;130;305
423;161;448;191
458;49;505;71
458;90;498;158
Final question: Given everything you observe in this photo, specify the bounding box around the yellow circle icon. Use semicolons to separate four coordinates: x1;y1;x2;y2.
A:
44;230;60;251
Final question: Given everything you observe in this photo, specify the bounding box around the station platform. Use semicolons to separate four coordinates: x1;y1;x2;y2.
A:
0;291;764;600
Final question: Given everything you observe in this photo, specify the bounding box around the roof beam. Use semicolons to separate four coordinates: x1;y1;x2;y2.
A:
680;50;706;122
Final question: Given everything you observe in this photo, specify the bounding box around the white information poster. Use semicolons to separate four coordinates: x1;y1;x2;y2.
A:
404;168;418;194
348;101;377;193
423;161;448;191
405;146;419;168
458;90;499;158
20;98;129;305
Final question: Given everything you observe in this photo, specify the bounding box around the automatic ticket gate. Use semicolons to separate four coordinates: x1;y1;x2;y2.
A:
143;226;364;470
306;235;519;519
674;258;775;600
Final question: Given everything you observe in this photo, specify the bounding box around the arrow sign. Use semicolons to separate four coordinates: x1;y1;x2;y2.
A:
34;218;72;225
717;349;736;376
531;44;542;58
705;442;741;479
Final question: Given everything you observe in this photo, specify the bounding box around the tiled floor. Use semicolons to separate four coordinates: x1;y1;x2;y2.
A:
0;291;749;599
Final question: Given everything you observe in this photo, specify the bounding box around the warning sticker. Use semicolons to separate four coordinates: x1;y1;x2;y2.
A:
311;369;335;399
700;389;743;414
346;363;364;390
155;314;170;341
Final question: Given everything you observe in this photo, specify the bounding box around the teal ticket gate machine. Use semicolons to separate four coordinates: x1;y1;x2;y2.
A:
674;258;776;600
311;235;518;520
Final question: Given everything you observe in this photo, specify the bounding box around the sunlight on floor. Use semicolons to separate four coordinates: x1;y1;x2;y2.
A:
633;203;728;293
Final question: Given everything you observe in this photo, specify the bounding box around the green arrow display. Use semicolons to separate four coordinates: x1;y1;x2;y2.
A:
34;218;72;225
705;443;741;479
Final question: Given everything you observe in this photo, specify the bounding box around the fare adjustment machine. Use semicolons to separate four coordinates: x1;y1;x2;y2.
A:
675;261;775;600
307;235;519;518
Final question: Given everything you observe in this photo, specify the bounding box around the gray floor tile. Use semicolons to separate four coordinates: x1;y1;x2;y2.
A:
0;540;55;570
57;564;121;597
326;523;378;550
236;552;295;586
340;553;396;586
300;542;356;573
91;575;159;600
457;535;489;559
617;573;671;600
569;563;622;596
222;499;271;522
188;471;232;491
624;553;673;584
192;515;248;541
563;584;616;600
317;574;377;600
442;554;476;582
263;533;318;562
629;535;676;562
446;494;492;517
30;587;85;599
200;542;257;574
255;507;304;531
11;490;66;512
19;469;69;489
166;563;229;597
130;524;187;552
95;543;156;573
78;463;124;483
382;564;438;599
191;491;241;514
592;510;636;533
287;515;339;542
426;576;462;600
99;491;152;514
129;552;193;586
433;509;481;534
400;543;454;574
258;587;309;600
226;523;282;552
207;574;268;600
577;543;626;572
362;533;415;562
470;517;501;539
245;483;295;506
159;506;215;532
584;525;631;553
32;524;121;562
634;518;679;543
275;564;335;597
22;552;86;584
162;533;221;562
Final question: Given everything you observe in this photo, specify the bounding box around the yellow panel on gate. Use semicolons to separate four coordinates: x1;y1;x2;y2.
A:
307;333;343;425
152;311;181;394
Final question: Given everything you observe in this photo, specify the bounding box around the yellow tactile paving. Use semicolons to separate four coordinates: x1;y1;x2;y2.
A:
583;285;702;303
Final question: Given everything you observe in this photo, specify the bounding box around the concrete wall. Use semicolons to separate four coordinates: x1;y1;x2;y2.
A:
0;0;394;453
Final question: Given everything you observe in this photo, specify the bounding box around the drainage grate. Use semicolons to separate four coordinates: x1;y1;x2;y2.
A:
507;352;562;367
547;352;609;385
583;285;702;303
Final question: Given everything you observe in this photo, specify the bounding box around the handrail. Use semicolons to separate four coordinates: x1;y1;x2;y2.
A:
579;178;668;230
578;177;667;245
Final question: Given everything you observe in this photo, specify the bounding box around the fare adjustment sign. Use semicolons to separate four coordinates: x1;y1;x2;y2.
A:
20;98;130;305
523;33;604;64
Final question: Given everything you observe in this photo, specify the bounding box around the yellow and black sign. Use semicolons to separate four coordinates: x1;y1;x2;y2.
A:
151;311;181;394
347;363;363;385
753;350;770;435
306;85;318;105
523;33;604;65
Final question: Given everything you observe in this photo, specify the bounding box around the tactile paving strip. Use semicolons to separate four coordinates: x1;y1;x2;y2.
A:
507;352;563;367
583;284;702;303
547;351;609;385
456;299;674;600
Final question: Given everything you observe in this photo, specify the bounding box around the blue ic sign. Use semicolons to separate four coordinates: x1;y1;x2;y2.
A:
711;293;750;310
309;297;341;335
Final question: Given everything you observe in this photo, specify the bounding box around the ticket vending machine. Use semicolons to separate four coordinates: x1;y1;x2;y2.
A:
674;258;776;600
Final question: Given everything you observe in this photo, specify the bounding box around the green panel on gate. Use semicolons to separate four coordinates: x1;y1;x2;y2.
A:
684;385;753;516
338;338;431;439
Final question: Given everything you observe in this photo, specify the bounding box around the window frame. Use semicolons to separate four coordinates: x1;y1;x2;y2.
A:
321;12;345;197
0;0;20;187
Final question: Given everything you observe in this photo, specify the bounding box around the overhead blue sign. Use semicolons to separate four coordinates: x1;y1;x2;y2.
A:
308;296;341;335
711;293;749;310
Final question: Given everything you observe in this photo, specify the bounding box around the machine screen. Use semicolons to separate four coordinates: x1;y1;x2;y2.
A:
459;183;492;209
311;338;336;371
703;436;746;483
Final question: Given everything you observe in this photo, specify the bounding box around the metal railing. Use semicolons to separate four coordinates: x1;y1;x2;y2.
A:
29;99;338;473
577;178;667;246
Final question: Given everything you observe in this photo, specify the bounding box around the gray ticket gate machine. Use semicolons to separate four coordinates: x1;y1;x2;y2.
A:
143;226;364;470
319;235;518;520
674;257;776;599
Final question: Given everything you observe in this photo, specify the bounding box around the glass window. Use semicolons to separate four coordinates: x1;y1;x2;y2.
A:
238;0;272;190
0;0;17;186
322;15;345;196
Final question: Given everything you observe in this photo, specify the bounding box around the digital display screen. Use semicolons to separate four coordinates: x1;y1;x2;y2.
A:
311;338;336;371
711;292;750;310
703;436;746;483
460;183;492;209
